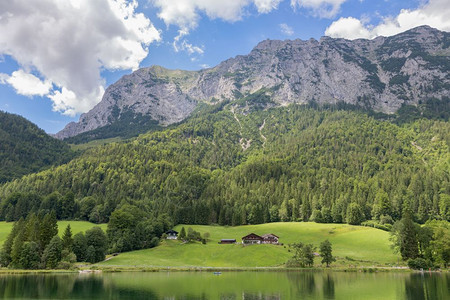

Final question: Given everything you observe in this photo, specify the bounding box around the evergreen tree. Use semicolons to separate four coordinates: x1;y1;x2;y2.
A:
62;224;73;251
40;211;58;251
10;225;27;267
60;192;75;220
25;213;41;244
399;211;419;260
346;203;364;225
178;227;186;241
0;219;24;266
42;235;62;269
19;242;40;269
319;240;336;267
391;208;419;261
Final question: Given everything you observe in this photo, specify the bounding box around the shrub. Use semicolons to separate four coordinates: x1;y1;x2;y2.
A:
285;258;301;268
407;258;432;270
361;220;392;231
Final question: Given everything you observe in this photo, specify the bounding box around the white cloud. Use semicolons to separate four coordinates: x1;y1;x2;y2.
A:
325;17;372;39
291;0;348;18
153;0;281;30
0;0;160;116
152;0;281;53
254;0;283;13
280;23;294;36
171;28;203;56
325;0;450;39
3;70;52;97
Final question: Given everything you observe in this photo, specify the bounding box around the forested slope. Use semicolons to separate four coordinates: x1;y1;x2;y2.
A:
0;111;74;183
0;100;448;226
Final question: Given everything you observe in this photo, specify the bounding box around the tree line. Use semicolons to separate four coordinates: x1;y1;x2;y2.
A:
0;211;107;269
0;104;448;231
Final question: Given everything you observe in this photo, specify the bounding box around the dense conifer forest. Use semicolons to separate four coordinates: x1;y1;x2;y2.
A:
0;98;448;230
0;111;74;183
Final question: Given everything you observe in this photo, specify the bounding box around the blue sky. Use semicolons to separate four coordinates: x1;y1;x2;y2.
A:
0;0;448;133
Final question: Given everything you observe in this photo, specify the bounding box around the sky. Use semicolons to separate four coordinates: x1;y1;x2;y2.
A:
0;0;449;134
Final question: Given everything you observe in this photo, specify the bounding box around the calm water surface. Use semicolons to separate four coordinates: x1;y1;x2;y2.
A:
0;271;448;299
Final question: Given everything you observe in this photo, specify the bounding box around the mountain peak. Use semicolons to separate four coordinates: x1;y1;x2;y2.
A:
56;26;450;141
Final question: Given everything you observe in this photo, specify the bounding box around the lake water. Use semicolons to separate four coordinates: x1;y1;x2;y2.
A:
0;271;447;299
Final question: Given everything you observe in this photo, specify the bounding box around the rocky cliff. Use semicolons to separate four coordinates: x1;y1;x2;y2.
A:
56;26;450;140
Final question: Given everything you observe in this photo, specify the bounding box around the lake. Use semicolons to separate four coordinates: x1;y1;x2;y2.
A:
0;271;447;299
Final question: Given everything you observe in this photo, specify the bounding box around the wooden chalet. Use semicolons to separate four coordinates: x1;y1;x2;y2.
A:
262;233;279;244
242;233;263;244
219;239;236;244
165;229;178;240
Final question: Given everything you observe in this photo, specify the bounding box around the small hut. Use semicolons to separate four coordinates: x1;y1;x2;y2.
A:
219;239;236;244
166;229;178;240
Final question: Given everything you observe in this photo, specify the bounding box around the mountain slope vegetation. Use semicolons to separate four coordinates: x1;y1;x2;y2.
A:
0;111;74;183
0;99;448;226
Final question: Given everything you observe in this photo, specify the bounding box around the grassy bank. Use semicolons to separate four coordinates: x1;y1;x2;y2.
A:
0;221;107;245
100;222;401;268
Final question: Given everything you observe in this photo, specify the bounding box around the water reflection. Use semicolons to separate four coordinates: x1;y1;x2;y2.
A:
0;271;447;299
322;274;335;299
404;273;449;300
287;272;318;298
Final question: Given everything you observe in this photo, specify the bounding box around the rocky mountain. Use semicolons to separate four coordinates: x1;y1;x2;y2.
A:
56;25;450;140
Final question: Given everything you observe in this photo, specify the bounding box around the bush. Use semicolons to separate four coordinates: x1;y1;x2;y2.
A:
407;258;432;270
361;220;392;231
380;215;394;225
310;209;323;223
285;258;301;268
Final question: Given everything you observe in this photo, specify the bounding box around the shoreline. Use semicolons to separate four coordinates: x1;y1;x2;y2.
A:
2;265;441;274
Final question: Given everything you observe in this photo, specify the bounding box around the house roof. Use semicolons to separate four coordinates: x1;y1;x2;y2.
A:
166;230;178;234
221;239;236;242
242;233;263;240
262;233;279;238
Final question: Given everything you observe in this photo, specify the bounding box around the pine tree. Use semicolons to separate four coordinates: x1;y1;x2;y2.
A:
10;225;27;268
40;211;58;251
62;224;73;251
42;235;62;269
19;242;40;269
0;218;24;267
399;211;419;260
178;227;186;241
346;203;364;225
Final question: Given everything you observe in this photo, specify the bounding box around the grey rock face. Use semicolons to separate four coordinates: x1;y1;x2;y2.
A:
56;26;450;139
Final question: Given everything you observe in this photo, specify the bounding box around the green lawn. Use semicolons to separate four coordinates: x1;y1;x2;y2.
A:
0;221;107;245
100;222;400;268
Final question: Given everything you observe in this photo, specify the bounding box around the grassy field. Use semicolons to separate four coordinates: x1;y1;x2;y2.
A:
0;221;107;245
100;222;400;268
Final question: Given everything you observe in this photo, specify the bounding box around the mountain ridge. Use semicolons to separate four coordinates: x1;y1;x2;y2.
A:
56;25;450;140
0;110;74;183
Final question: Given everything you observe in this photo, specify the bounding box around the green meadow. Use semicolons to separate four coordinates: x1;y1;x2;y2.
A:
0;221;107;245
100;222;400;268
